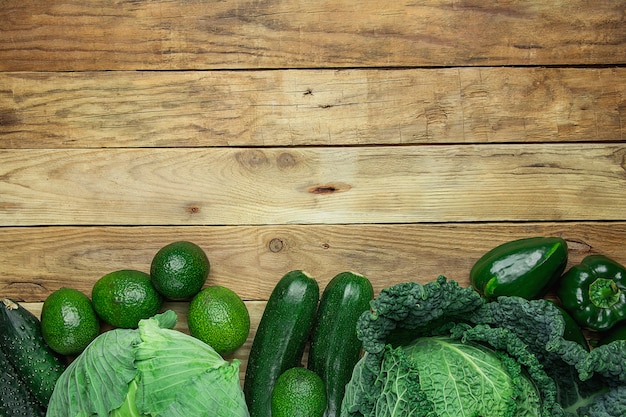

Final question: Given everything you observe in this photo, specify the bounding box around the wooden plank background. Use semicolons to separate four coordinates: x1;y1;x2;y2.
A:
1;145;625;226
1;0;626;379
1;1;624;70
1;68;625;148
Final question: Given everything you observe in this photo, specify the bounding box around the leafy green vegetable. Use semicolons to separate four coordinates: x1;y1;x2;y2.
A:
46;311;249;417
404;336;523;416
340;276;626;417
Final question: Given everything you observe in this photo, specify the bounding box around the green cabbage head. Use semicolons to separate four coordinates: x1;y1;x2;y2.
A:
46;310;249;417
345;335;545;417
341;276;626;417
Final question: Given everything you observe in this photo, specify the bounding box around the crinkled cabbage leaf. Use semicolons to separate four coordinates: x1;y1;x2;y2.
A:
46;311;249;417
340;276;626;417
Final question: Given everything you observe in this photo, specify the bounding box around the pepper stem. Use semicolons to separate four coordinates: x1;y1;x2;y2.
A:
588;278;621;309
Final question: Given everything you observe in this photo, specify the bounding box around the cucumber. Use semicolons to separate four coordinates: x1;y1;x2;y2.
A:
307;271;374;417
0;298;67;407
243;270;320;417
0;347;46;417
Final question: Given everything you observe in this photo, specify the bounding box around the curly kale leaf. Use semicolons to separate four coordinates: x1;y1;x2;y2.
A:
357;276;484;354
468;295;626;415
574;385;626;417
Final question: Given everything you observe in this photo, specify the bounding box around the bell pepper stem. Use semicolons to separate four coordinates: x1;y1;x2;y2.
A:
588;278;621;309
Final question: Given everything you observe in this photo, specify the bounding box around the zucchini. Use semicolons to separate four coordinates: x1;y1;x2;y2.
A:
243;270;319;417
0;298;67;407
0;347;45;417
307;271;374;417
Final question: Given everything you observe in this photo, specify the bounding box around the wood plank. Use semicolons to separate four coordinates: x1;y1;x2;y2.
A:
2;223;626;302
1;1;624;71
1;68;624;148
1;144;625;226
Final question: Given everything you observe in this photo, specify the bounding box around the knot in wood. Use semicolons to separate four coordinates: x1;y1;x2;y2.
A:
269;237;284;253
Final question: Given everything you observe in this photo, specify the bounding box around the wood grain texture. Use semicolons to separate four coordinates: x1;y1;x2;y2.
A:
1;68;624;148
1;144;625;226
2;223;625;302
1;0;624;71
2;0;625;395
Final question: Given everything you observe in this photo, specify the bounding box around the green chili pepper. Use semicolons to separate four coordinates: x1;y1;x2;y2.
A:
470;236;568;300
557;254;626;332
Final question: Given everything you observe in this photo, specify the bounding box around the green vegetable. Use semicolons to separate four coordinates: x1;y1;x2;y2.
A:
340;276;626;417
0;298;66;407
0;347;45;417
244;270;319;417
46;310;249;417
470;236;568;300
271;367;327;417
308;271;374;417
597;323;626;346
557;254;626;331
551;301;590;351
400;336;541;416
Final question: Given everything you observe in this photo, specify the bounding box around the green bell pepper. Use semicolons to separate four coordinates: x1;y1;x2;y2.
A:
596;322;626;346
557;254;626;332
470;236;568;300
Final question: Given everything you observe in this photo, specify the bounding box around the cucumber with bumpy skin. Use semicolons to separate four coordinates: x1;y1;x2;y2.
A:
0;347;45;417
308;271;374;417
0;298;67;407
243;270;319;417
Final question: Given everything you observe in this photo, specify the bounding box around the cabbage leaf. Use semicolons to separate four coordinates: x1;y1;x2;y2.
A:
340;276;626;417
403;336;519;416
46;311;249;417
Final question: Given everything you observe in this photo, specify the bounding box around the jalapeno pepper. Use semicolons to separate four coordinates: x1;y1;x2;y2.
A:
556;254;626;332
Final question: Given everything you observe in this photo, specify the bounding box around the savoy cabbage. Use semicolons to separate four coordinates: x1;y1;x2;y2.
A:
340;276;626;417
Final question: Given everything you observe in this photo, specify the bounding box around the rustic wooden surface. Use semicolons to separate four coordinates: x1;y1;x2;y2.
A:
1;1;624;70
2;145;625;226
2;68;625;148
1;0;626;381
